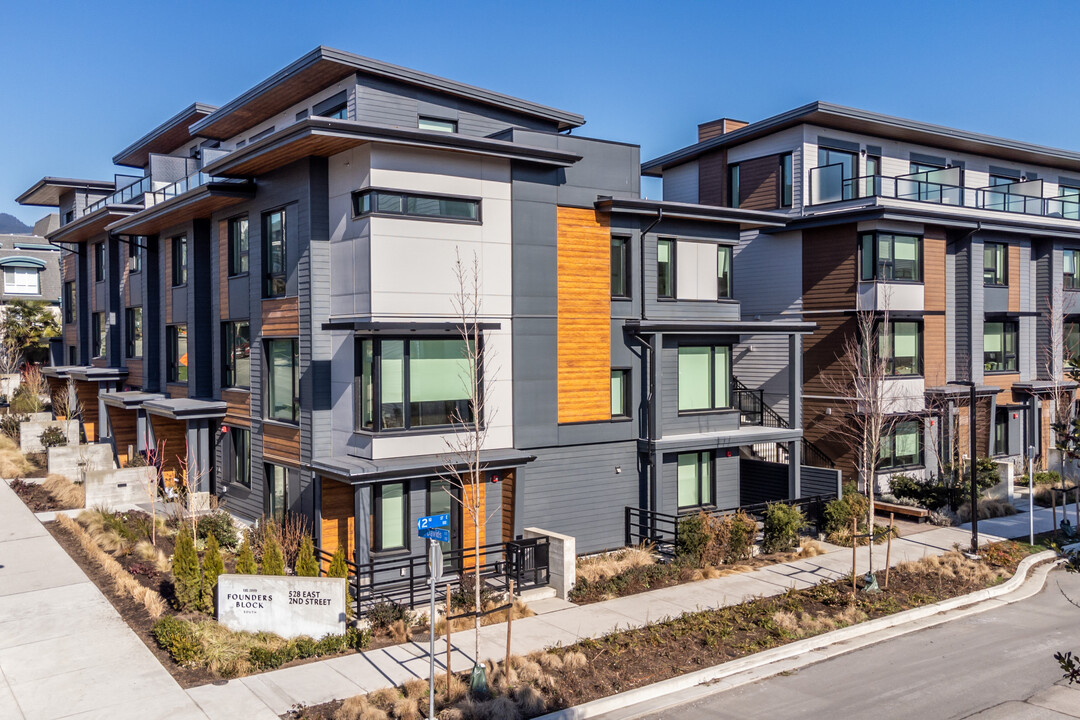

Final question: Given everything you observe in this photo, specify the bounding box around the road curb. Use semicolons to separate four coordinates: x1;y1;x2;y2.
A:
539;549;1059;720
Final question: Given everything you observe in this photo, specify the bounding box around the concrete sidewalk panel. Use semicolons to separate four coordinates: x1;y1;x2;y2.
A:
251;662;366;714
187;681;280;720
0;535;87;597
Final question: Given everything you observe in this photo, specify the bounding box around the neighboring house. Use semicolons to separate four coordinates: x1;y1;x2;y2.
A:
14;47;818;563
0;213;62;315
644;102;1080;490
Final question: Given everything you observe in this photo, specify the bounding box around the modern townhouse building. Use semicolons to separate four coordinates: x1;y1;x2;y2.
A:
644;102;1080;490
16;48;821;583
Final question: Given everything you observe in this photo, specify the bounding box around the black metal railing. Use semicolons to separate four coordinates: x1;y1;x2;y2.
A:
732;377;834;468
84;175;151;215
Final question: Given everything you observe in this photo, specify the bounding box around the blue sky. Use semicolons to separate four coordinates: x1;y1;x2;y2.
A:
3;0;1080;225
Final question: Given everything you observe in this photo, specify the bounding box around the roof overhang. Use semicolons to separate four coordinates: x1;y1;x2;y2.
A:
595;197;789;230
42;365;81;380
203;117;581;178
322;318;502;333
67;366;128;383
0;256;46;269
624;319;817;335
45;205;141;244
1012;381;1079;396
113;102;218;168
17;177;115;207
642;426;803;453
101;391;166;410
926;384;1005;399
143;397;227;420
107;182;255;236
643;101;1080;176
308;448;536;484
190;46;584;141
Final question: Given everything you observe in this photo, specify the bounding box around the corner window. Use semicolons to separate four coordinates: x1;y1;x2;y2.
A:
373;482;408;552
728;164;741;208
351;189;479;222
4;267;39;295
418;117;457;133
266;464;287;525
228;216;249;276
717;245;732;299
263;209;286;298
232;428;251;488
92;312;106;357
223;321;251;388
167;325;188;382
1065;249;1080;290
611;237;630;299
879;320;921;376
266;338;299;423
125;307;143;358
677;451;713;510
993;409;1009;456
63;281;76;324
611;368;630;418
128;240;142;273
357;337;475;431
94;242;105;282
860;232;921;282
677;345;731;412
880;420;923;470
171;235;187;286
984;321;1018;373
657;239;674;299
984;242;1007;286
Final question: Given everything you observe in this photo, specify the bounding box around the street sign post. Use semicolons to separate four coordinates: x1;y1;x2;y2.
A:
417;513;449;720
418;514;450;531
419;527;450;543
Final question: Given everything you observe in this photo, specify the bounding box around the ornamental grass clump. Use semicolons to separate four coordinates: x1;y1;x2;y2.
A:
42;473;83;508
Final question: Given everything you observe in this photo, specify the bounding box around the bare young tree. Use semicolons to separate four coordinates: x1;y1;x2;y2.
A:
141;440;167;547
1045;290;1077;485
0;338;22;375
52;378;82;422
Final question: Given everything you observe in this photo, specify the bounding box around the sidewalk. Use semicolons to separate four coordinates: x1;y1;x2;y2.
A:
0;479;210;720
960;498;1080;540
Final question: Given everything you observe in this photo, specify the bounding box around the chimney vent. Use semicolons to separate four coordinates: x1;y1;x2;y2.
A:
698;118;748;143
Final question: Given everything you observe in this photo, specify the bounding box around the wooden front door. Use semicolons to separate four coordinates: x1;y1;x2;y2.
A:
320;478;354;569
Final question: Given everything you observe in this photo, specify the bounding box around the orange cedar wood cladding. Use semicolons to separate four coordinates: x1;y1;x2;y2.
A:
501;469;515;544
556;207;612;424
124;360;144;391
106;406;138;467
74;380;99;442
923;227;948;385
320;478;355;571
149;415;188;475
262;297;299;336
167;383;189;399
262;422;300;464
1008;244;1021;312
461;481;486;569
222;389;251;428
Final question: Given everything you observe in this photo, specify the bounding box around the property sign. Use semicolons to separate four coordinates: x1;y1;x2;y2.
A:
419;527;450;543
217;574;347;639
417;513;449;531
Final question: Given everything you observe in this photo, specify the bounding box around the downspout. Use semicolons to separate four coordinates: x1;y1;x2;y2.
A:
639;209;663;323
636;208;663;521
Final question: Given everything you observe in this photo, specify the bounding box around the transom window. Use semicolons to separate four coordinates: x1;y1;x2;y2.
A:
984;242;1007;286
358;337;475;431
223;321;251;388
4;267;39;295
418;117;457;133
266;338;299;423
1065;249;1080;290
352;189;479;222
880;420;923;470
984;321;1018;373
228;216;249;276
611;237;630;299
263;210;286;298
677;345;731;412
879;320;921;376
860;232;921;282
677;451;713;510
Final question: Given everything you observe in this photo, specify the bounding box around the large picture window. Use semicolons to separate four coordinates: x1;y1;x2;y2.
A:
373;482;407;552
167;325;187;382
228;216;249;276
860;232;921;282
125;307;143;358
223;321;251;388
677;451;713;510
611;237;630;299
880;320;921;376
984;321;1018;373
266;338;298;423
357;337;474;431
677;345;731;412
984;242;1007;286
880;420;923;470
263;209;286;298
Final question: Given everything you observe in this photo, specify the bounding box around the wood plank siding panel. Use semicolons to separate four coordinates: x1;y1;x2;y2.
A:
222;389;251;428
556;207;611;424
501;469;515;544
320;478;354;571
125;361;144;390
106;406;138;467
262;422;301;465
1008;244;1021;312
219;220;229;321
698;149;727;206
462;482;486;569
737;154;780;211
74;380;99;442
261;297;300;337
985;373;1020;405
149;415;187;476
166;383;189;399
924;226;948;385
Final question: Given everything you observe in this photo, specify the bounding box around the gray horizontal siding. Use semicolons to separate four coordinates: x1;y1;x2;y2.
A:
801;466;841;497
733;334;792;419
660;451;739;515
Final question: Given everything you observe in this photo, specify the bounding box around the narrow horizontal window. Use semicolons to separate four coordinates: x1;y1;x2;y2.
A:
352;189;479;222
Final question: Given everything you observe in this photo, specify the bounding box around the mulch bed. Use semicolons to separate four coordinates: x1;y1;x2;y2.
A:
9;478;73;512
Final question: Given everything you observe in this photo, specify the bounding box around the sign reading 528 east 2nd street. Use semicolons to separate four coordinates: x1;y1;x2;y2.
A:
217;574;347;639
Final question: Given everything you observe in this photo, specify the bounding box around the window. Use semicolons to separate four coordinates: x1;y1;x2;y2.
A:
63;281;75;324
880;420;923;469
611;368;629;418
880;320;921;376
125;307;143;358
990;174;1016;186
228;217;249;276
231;428;250;488
859;232;921;282
728;164;740;208
677;345;731;412
4;267;39;295
657;239;674;299
373;482;407;552
818;147;857;200
677;452;713;509
313;91;349;120
266;338;299;423
611;237;630;299
418;117;457;133
263;210;286;298
64;210;74;224
92;312;106;357
717;245;732;299
1065;249;1080;290
993;409;1009;456
1066;319;1080;361
910;161;943;175
266;464;287;525
984;242;1007;286
864;155;881;196
351;189;479;222
357;337;474;431
1060;186;1080;220
1061;185;1080;198
779;153;794;208
67;346;77;365
223;321;251;388
984;321;1018;372
94;242;105;282
167;325;188;382
171;235;187;286
128;240;142;273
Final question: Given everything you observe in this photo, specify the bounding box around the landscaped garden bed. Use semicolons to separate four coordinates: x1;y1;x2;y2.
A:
9;474;82;511
287;540;1037;720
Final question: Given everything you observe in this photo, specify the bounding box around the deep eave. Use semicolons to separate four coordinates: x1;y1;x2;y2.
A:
643;101;1080;176
143;397;227;421
595;197;789;230
190;46;585;141
16;177;115;207
113;102;218;168
45;205;141;244
100;391;165;410
66;366;128;383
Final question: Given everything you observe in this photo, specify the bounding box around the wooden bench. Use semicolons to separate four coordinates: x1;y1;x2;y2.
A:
874;500;929;522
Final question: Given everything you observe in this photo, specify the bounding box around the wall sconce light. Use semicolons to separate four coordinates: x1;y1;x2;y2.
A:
615;466;622;474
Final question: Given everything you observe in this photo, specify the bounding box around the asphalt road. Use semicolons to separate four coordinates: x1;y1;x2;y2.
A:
641;569;1080;719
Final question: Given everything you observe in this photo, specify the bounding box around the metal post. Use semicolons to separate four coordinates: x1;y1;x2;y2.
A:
428;539;436;720
852;516;858;595
505;579;514;681
1029;446;1036;545
970;383;979;554
884;513;895;590
445;584;452;696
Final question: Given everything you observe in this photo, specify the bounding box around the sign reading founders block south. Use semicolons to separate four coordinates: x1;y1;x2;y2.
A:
217;574;347;639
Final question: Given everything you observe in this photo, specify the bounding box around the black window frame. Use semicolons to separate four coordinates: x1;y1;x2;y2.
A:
728;164;741;208
779;153;794;208
418;116;458;133
611;236;631;300
676;344;733;414
610;367;631;419
222;320;251;389
264;338;299;424
657;238;675;299
372;481;409;554
983;241;1008;287
128;239;142;274
94;242;105;282
265;463;288;525
228;215;249;276
993;408;1010;457
231;427;251;488
984;320;1019;373
263;209;287;298
676;450;714;511
859;231;923;283
879;419;925;471
171;235;187;287
92;312;106;358
63;280;76;324
717;245;733;299
166;324;188;383
879;319;922;377
125;306;143;359
1065;317;1080;361
351;188;480;224
1065;249;1080;291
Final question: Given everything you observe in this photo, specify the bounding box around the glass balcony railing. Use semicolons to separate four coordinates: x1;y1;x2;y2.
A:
145;172;246;207
84;175;152;215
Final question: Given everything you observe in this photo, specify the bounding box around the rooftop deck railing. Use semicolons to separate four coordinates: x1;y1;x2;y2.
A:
84;175;152;215
145;172;246;207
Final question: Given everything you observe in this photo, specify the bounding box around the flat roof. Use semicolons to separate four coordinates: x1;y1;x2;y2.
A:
308;448;535;484
101;391;165;410
643;101;1080;176
46;205;141;244
113;102;218;168
190;46;585;141
595;197;789;229
143;397;227;420
16;177;115;207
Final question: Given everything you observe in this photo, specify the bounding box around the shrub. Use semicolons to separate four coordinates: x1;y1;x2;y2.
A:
327;545;349;578
0;413;27;442
675;512;711;567
151;616;202;666
261;530;285;576
368;601;413;632
202;534;225;613
726;511;756;563
235;532;258;575
676;510;756;567
172;524;203;611
39;425;67;449
1018;470;1062;487
295;535;318;577
197;510;239;550
762;503;807;554
824;484;870;536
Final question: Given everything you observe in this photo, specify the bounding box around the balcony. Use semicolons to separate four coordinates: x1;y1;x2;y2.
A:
808;164;1080;220
84;176;151;215
143;172;246;208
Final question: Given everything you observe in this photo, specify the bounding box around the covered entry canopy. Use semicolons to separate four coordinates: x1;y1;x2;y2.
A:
101;391;164;467
143;398;226;492
307;448;536;484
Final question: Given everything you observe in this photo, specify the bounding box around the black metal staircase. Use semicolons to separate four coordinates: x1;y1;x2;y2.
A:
732;377;834;468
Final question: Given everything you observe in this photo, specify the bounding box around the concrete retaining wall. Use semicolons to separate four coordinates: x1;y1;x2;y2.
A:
84;467;153;509
47;443;116;478
523;527;576;599
20;420;79;454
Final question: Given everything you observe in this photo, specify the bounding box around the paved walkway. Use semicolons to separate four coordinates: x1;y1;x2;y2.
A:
961;498;1080;540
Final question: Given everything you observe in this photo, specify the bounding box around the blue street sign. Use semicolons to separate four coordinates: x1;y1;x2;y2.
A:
419;527;450;543
417;514;449;531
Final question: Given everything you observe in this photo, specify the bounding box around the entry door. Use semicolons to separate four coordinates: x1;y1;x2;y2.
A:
428;480;462;573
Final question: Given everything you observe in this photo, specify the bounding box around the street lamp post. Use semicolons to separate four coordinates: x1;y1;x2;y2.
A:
955;381;979;555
